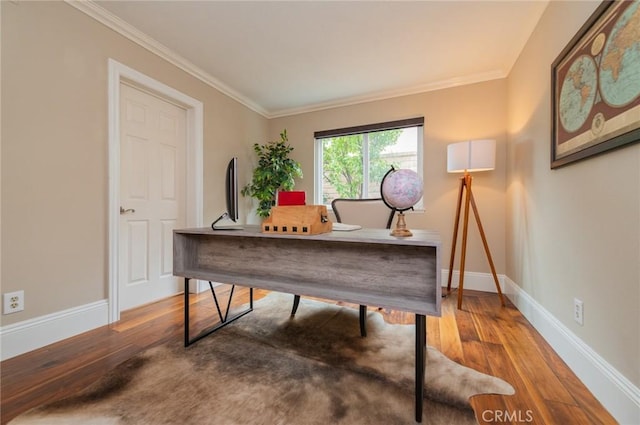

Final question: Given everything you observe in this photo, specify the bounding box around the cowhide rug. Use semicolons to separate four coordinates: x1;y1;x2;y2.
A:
10;292;514;425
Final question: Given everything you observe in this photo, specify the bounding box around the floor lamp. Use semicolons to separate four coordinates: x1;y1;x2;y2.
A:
446;139;505;309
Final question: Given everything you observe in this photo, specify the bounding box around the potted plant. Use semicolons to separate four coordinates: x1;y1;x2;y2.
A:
241;129;303;218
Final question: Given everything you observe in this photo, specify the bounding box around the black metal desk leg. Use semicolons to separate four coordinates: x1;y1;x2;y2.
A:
184;281;254;347
184;278;190;347
415;314;426;423
359;305;367;337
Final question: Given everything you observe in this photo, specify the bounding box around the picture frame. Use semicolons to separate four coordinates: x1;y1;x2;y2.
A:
551;0;640;169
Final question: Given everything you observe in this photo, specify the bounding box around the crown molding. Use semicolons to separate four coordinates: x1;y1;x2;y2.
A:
66;1;507;120
268;70;507;119
65;0;270;118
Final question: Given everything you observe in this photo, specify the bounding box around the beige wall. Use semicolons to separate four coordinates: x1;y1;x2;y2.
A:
1;1;268;325
269;80;508;276
507;1;639;387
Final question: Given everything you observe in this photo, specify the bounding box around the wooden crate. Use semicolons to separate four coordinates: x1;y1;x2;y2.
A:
262;205;332;235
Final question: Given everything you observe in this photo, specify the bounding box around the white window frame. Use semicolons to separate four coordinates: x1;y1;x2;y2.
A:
314;118;424;208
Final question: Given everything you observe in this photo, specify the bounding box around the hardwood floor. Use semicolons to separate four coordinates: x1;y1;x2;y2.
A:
1;287;617;424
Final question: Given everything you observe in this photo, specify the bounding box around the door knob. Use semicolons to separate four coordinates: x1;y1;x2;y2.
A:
120;207;135;214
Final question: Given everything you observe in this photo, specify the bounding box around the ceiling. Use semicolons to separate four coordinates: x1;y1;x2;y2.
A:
90;1;549;118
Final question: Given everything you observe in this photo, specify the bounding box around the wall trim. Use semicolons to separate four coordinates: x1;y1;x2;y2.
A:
107;59;204;323
0;300;109;361
65;0;268;118
443;269;505;294
5;271;638;424
503;276;640;425
65;1;506;119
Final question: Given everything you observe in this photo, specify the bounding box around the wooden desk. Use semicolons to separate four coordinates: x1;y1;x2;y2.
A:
173;226;441;422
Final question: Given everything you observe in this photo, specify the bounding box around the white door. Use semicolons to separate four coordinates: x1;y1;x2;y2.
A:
119;82;186;311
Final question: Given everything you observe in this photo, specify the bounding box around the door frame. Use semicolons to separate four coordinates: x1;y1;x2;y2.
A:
108;59;203;323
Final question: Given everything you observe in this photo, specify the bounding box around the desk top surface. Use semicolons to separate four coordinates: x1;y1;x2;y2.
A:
175;225;441;248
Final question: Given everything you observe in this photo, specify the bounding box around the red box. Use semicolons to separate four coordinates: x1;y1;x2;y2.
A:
277;191;306;206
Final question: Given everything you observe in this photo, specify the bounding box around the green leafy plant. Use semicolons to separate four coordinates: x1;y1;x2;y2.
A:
241;129;303;218
321;129;400;201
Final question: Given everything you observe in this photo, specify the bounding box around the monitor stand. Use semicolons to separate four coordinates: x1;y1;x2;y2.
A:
211;212;244;230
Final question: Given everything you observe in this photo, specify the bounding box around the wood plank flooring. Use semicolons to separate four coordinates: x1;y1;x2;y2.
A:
0;287;617;424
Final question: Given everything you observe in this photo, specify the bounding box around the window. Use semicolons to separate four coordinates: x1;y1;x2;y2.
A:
314;118;424;207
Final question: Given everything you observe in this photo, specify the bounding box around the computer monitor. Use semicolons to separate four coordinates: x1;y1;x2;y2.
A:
225;157;238;222
211;157;242;230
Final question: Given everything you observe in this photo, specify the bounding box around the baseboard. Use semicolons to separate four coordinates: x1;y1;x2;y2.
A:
0;281;222;361
189;280;222;293
503;276;640;425
188;279;208;293
0;273;482;361
0;300;109;361
3;275;638;423
443;269;505;293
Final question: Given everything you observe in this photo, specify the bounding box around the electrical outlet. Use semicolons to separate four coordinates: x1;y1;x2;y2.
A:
574;298;584;326
3;290;25;314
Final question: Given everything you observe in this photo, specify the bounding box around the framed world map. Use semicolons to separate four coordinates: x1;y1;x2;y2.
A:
551;0;640;168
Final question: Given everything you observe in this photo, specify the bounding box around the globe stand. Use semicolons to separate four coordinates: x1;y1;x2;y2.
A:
390;211;412;237
380;166;422;238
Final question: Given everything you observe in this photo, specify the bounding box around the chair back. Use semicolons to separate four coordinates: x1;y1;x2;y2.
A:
331;198;395;229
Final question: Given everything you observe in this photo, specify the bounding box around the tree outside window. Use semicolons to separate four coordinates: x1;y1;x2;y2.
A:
315;121;422;206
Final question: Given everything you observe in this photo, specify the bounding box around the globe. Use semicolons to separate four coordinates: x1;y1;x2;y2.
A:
381;168;423;211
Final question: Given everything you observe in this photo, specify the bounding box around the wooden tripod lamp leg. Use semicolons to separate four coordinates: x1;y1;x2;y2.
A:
457;173;473;309
449;172;505;309
447;176;466;294
469;191;506;306
447;173;505;309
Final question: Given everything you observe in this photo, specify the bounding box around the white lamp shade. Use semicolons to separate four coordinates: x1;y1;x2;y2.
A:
447;139;496;173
